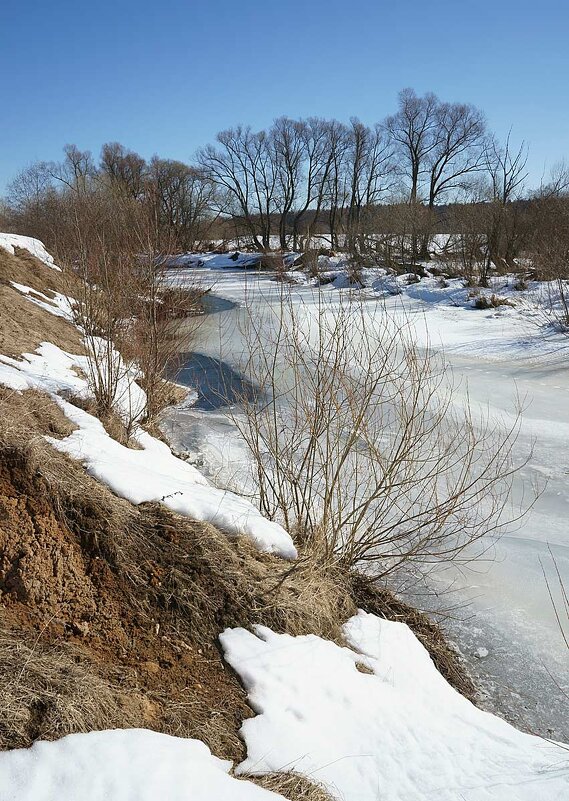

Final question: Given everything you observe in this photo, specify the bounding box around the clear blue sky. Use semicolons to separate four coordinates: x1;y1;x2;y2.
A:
1;0;568;193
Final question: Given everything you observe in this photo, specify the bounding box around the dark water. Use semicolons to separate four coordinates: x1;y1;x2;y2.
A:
201;292;237;315
174;351;261;410
169;292;262;410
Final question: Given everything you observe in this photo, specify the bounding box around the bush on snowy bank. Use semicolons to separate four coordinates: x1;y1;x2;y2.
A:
230;288;529;585
0;382;471;761
472;293;515;310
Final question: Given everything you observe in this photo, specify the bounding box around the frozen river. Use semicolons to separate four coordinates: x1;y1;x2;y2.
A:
163;267;569;739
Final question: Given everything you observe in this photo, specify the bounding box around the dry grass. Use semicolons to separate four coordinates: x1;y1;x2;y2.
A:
0;284;84;357
0;628;147;749
473;293;515;310
63;392;141;448
0;246;84;357
249;773;334;801
0;247;67;295
0;387;76;440
121;510;354;646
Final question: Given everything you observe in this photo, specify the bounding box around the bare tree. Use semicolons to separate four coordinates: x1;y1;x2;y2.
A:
100;142;147;200
345;119;395;254
198;127;278;250
146;157;216;251
386;88;440;204
484;133;529;272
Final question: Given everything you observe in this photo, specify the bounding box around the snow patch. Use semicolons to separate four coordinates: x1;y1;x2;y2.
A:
49;397;296;557
221;611;569;801
0;728;286;801
0;233;61;270
0;342;296;559
10;281;74;319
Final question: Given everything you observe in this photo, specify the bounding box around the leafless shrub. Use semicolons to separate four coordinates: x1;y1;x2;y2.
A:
60;191;204;426
231;288;531;579
527;196;569;329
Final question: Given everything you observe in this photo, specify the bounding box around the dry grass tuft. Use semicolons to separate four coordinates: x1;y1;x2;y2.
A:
118;506;354;647
0;628;146;749
154;286;206;320
473;293;515;310
249;772;334;801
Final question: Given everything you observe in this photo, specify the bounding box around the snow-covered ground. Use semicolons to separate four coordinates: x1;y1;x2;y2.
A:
0;232;61;270
163;263;569;739
222;611;569;801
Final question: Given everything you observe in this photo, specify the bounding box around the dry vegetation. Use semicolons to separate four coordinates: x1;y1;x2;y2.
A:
0;382;473;759
250;773;333;801
0;248;83;356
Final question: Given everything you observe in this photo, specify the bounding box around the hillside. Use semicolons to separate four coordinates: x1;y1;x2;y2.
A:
0;235;567;801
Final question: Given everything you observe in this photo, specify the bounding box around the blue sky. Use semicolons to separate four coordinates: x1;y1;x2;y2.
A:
1;0;568;193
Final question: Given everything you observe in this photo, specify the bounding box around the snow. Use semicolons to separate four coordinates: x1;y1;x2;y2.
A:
10;281;74;319
0;233;61;270
48;396;296;557
0;342;296;559
0;728;286;801
221;611;569;801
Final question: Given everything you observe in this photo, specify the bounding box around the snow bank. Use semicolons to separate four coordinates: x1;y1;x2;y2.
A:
0;233;61;270
0;342;296;559
49;397;296;557
0;728;285;801
221;611;569;801
164;251;300;271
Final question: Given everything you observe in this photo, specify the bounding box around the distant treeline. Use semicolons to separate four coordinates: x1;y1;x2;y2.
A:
1;88;568;280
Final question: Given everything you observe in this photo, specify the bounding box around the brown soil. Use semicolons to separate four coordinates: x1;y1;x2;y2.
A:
0;443;252;757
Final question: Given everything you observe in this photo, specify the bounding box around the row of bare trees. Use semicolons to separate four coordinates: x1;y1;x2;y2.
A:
2;87;569;286
3;142;216;260
197;89;491;253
